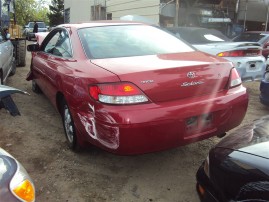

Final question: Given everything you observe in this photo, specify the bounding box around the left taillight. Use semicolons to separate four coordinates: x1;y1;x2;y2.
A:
229;68;242;88
89;82;149;104
217;49;262;57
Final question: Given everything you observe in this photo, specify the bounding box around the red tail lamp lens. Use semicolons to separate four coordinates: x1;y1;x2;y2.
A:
89;82;149;104
229;68;242;88
218;49;261;57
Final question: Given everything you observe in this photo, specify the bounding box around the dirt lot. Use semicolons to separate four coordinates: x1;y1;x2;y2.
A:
1;47;269;202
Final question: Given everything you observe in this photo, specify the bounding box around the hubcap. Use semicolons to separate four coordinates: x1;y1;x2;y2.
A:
64;105;74;143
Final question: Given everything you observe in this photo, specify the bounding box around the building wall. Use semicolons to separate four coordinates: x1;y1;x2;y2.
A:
64;0;92;23
106;0;160;24
237;0;269;22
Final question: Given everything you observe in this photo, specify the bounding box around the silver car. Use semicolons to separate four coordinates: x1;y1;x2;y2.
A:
0;28;16;84
167;27;266;82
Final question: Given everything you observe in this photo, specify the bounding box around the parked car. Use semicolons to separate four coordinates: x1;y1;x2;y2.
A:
23;21;48;41
26;22;248;155
0;27;16;84
196;115;269;202
233;31;269;59
260;61;269;106
0;85;35;202
167;27;266;82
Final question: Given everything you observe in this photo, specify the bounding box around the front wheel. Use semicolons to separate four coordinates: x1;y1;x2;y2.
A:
61;99;79;151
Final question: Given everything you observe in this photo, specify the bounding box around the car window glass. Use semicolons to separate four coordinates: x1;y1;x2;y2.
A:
232;33;266;43
204;34;225;42
78;25;194;59
44;30;72;58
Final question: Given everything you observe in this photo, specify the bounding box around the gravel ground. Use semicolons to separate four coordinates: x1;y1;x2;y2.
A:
0;47;268;202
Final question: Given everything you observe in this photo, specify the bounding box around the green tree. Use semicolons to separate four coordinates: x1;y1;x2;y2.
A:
47;0;64;26
14;0;49;26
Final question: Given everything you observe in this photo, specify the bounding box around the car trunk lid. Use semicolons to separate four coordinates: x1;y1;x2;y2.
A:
91;52;232;102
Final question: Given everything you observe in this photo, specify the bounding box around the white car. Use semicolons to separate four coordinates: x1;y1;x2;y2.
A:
167;27;266;82
0;28;16;84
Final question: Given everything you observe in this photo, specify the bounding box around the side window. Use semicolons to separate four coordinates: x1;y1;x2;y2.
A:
44;29;72;58
0;29;5;43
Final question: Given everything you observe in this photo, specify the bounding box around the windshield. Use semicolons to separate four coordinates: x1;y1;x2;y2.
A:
232;33;268;44
78;25;194;59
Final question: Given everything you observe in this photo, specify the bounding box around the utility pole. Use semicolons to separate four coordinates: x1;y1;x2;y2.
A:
243;0;248;31
175;0;179;27
265;1;269;31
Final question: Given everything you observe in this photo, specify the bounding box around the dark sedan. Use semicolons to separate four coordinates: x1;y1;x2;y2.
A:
196;115;269;202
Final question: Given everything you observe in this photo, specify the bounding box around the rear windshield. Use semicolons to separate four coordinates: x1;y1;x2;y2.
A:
78;25;194;59
232;33;267;43
29;22;46;28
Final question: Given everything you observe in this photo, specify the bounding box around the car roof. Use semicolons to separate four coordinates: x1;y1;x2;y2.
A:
58;21;145;29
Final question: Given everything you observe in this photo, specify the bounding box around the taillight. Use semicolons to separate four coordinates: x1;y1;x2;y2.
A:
89;82;149;104
217;49;261;57
229;68;242;88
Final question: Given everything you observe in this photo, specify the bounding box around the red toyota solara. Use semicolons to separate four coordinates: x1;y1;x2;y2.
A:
26;21;248;155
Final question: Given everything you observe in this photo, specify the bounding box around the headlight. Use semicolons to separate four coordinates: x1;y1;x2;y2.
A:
264;71;269;82
204;155;210;178
10;162;35;202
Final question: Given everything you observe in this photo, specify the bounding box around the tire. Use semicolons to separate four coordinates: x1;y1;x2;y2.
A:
16;40;26;67
32;80;42;94
61;99;79;151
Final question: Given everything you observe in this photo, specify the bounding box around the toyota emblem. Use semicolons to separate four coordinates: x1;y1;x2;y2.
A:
187;72;196;78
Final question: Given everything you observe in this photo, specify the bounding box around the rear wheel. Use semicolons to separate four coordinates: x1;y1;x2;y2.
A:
61;99;79;151
16;40;26;67
32;80;42;94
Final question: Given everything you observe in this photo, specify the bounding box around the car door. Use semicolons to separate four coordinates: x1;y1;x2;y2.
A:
0;29;13;83
32;28;74;105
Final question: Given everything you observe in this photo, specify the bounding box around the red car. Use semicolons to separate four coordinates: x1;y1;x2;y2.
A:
27;21;248;155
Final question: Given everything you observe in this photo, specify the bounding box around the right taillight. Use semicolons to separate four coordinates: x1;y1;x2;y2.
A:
229;68;242;88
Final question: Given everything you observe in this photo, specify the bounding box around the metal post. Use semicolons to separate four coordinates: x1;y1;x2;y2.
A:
175;0;179;27
265;2;269;31
243;0;248;31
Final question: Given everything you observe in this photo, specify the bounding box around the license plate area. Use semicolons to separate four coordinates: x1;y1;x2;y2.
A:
247;61;262;72
185;113;213;133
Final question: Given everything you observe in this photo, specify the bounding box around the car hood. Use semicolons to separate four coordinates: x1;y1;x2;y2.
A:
0;148;17;187
193;42;262;55
216;115;269;159
91;51;233;102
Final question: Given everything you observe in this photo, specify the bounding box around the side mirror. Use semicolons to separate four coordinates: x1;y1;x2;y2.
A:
27;44;40;52
6;33;11;40
264;43;269;49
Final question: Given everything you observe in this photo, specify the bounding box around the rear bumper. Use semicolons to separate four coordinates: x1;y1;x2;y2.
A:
226;56;265;82
73;86;248;155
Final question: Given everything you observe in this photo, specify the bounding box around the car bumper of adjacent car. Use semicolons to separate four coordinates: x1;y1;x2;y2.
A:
71;85;248;155
226;56;266;82
196;163;220;202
